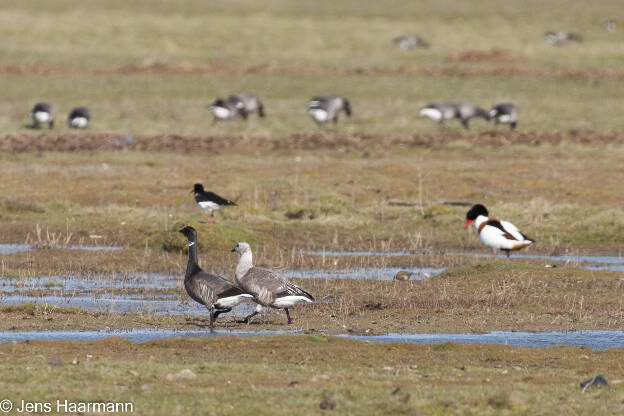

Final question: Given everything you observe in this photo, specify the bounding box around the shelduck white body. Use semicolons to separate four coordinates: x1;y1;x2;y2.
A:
465;204;534;257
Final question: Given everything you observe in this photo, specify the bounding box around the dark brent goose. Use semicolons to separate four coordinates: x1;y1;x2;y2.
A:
419;102;457;127
229;94;265;118
393;34;429;49
179;226;253;328
67;107;91;129
465;204;534;257
232;242;314;324
29;102;54;129
455;102;490;129
545;31;583;45
489;103;518;130
209;97;247;122
193;183;236;225
307;96;351;125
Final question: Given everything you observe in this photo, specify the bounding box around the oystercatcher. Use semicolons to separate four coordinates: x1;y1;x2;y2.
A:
192;183;237;225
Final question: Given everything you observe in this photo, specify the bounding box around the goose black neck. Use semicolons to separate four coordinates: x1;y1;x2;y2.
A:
185;237;201;279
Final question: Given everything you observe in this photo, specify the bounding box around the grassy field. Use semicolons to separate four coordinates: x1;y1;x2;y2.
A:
1;335;623;415
0;0;623;135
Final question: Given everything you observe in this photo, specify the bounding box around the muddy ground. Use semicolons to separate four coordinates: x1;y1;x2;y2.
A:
2;131;624;153
2;262;623;334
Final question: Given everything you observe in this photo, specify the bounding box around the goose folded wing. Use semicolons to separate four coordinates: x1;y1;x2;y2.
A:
275;281;315;301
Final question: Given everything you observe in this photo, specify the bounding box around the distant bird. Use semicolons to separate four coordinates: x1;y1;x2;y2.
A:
229;94;265;118
419;102;457;127
545;31;583;45
465;204;535;257
179;226;253;328
29;102;54;129
393;34;429;49
489;103;518;130
307;96;351;125
192;183;237;225
604;20;617;33
209;97;247;122
232;242;314;324
393;271;413;281
67;107;91;129
455;103;490;129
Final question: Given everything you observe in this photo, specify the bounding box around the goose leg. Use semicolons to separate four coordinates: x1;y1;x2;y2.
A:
213;308;232;320
237;311;259;323
237;304;263;323
209;307;215;329
504;249;510;258
284;308;292;324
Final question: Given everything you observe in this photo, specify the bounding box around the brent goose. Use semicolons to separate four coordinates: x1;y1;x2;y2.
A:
67;107;91;129
232;242;314;324
465;204;534;257
545;31;583;45
193;183;236;225
489;103;518;130
393;271;413;281
393;34;429;49
229;94;265;118
307;96;351;125
179;226;253;328
455;102;490;129
209;97;247;122
29;102;54;129
419;102;457;127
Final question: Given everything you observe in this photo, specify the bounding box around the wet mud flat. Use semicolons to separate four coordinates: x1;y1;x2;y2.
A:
2;261;624;335
1;335;623;415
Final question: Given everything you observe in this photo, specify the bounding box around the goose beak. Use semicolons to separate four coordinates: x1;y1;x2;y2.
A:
465;218;473;228
230;247;237;252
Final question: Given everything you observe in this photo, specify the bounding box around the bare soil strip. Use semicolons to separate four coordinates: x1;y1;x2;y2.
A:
2;130;624;153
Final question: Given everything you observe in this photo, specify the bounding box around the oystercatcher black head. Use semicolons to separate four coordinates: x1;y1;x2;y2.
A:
193;183;204;193
465;204;489;227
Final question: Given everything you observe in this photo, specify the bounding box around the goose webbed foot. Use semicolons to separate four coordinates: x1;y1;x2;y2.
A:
237;311;259;324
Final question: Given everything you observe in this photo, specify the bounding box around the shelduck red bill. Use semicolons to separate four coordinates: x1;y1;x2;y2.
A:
465;218;473;228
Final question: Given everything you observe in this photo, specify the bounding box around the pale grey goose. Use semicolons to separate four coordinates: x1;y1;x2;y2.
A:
67;107;91;129
179;226;253;328
231;242;314;324
393;34;429;49
419;102;457;127
545;31;583;45
209;97;247;122
307;95;351;125
489;103;518;130
455;102;490;129
29;102;54;129
229;94;265;118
